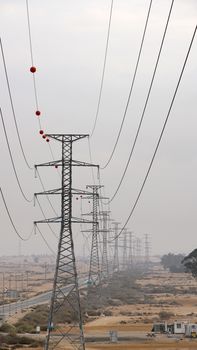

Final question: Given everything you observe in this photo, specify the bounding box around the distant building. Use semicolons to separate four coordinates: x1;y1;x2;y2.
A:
152;322;167;333
185;324;197;337
152;321;186;334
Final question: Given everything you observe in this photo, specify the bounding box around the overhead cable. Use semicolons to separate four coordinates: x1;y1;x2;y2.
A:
35;224;56;256
0;108;33;203
35;197;58;238
0;188;33;241
25;0;40;123
101;0;153;168
36;169;58;216
0;38;32;170
110;25;197;241
109;0;174;203
91;0;114;136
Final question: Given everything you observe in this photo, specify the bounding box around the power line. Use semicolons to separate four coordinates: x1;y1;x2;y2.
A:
35;197;58;239
91;0;114;136
35;225;56;256
111;25;197;241
0;108;33;203
36;169;58;216
0;38;33;170
0;187;33;241
25;0;42;130
109;0;174;203
101;0;153;168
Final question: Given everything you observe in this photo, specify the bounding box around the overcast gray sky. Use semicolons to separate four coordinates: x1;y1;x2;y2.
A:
0;0;197;257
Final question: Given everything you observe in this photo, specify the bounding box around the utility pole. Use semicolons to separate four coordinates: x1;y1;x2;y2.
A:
100;211;109;279
34;134;98;350
112;222;120;273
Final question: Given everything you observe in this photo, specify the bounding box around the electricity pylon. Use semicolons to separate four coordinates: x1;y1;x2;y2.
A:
136;237;142;264
112;222;121;273
85;185;102;287
144;234;151;264
128;231;133;268
99;211;109;279
34;134;98;350
122;229;128;270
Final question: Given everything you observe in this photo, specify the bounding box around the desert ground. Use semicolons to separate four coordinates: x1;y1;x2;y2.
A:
3;262;197;350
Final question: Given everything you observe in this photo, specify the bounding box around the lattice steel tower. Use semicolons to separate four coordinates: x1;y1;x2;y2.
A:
144;233;150;264
34;134;97;350
128;231;133;268
100;211;109;279
112;222;120;273
122;229;128;270
86;185;102;286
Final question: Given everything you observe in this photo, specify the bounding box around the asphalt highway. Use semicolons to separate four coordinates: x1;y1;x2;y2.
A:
0;277;88;318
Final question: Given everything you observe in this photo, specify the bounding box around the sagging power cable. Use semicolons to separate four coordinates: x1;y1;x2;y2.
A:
0;108;33;203
101;0;153;169
35;225;56;256
0;187;33;241
108;0;174;203
110;25;197;241
0;38;33;170
91;0;114;136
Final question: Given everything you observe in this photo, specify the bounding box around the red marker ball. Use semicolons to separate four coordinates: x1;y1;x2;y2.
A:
55;165;58;169
46;138;50;142
39;130;44;135
76;197;79;200
30;66;36;73
36;111;41;116
42;134;46;139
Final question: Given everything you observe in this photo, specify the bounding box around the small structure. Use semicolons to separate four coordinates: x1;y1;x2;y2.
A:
109;330;118;343
173;321;186;334
152;322;167;333
185;324;197;337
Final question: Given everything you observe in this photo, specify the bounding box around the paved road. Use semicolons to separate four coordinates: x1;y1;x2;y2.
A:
0;277;88;318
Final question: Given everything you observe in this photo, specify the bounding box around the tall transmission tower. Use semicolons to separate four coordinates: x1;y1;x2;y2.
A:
144;233;151;264
136;237;142;264
112;222;121;273
128;231;133;268
122;229;128;270
34;134;98;350
85;185;102;287
100;211;109;279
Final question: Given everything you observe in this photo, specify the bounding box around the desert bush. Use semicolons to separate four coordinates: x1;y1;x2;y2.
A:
0;323;16;334
159;311;174;320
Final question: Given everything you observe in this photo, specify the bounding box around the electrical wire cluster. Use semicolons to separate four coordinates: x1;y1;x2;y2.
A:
0;0;196;255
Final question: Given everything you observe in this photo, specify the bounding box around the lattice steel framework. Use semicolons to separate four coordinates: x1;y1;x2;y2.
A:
100;211;109;279
144;233;150;264
86;185;102;286
112;222;120;273
34;134;98;350
122;229;128;270
128;231;133;268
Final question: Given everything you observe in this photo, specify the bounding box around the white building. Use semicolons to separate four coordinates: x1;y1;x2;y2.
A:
185;324;197;337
